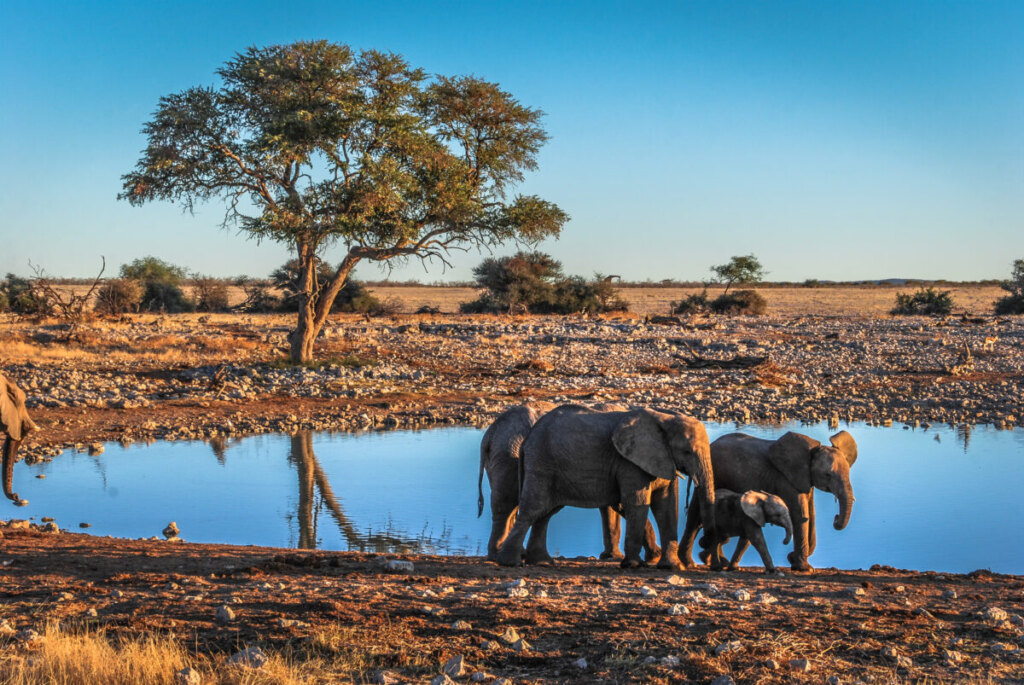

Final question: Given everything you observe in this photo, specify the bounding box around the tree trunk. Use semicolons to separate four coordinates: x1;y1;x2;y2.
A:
287;247;360;364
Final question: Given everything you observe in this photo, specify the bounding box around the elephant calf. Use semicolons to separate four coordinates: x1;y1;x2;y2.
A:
689;489;793;573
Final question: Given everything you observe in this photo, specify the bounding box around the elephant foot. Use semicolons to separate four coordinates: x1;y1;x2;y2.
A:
599;550;625;560
698;550;711;565
643;548;662;565
787;551;813;572
494;549;523;567
726;564;740;572
619;558;646;569
656;558;684;571
525;551;555;566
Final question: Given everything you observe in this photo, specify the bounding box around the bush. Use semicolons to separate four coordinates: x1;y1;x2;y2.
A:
271;259;381;314
709;289;767;315
191;277;231;312
670;292;710;315
0;273;49;315
994;259;1024;315
236;279;281;313
891;287;954;315
94;279;143;314
461;252;627;314
119;257;192;313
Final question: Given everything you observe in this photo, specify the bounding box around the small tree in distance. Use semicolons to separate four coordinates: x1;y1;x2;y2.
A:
995;259;1024;315
121;41;567;362
711;254;765;294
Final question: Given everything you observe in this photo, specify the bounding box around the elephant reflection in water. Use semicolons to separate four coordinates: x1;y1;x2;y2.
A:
286;431;440;552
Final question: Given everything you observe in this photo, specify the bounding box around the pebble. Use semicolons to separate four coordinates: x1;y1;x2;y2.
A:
942;589;957;599
511;638;531;652
451;620;472;630
226;646;267;669
847;586;866;597
764;659;780;670
789;658;811;672
732;589;751;601
215;605;236;624
661;655;681;667
175;667;202;685
386;559;414;573
710;677;736;685
573;657;588;669
640;586;657;597
500;627;521;644
470;672;488;682
443;655;467;678
666;574;686;585
506;587;529;598
430;676;455;685
162;521;180;539
714;640;743;656
983;606;1008;623
668;604;690;616
370;670;400;685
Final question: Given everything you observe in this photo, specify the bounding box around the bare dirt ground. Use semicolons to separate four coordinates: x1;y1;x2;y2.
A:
1;285;1022;682
1;527;1022;683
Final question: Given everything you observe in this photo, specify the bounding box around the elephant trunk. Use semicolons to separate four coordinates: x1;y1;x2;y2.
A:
3;437;20;502
833;479;854;530
781;512;793;545
694;445;716;541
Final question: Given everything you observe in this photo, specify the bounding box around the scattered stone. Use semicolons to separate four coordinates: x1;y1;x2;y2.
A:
215;605;236;624
763;659;780;670
111;590;124;599
506;586;529;598
370;670;400;684
40;521;59;534
666;574;685;585
942;589;957;600
789;658;811;672
511;638;531;652
640;586;657;597
451;620;473;631
227;646;267;669
504;578;526;589
714;640;743;656
757;593;778;605
573;657;588;669
443;655;467;678
175;667;203;685
470;672;488;682
386;559;415;573
682;590;709;603
847;586;866;597
481;640;499;651
87;442;104;455
668;604;690;616
983;606;1008;624
826;676;841;685
500;627;521;645
274;618;309;629
661;655;681;667
162;521;180;539
84;607;98;618
430;675;455;685
894;585;905;593
0;620;15;636
710;676;736;685
943;650;964;666
732;589;751;601
17;628;43;644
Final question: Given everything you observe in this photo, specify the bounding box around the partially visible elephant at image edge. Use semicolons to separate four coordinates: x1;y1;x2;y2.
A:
477;402;659;562
1;373;39;505
680;429;856;571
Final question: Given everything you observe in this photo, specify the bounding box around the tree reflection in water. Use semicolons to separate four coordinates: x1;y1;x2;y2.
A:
286;431;453;553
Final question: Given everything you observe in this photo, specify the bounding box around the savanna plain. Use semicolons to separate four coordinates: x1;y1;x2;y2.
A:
1;284;1023;684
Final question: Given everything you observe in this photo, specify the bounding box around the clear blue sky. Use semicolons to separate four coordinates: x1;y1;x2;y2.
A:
2;1;1021;282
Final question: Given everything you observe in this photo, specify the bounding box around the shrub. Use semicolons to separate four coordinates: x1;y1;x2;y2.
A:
461;252;627;314
670;292;710;315
0;290;7;313
994;259;1024;315
236;279;281;312
119;257;192;313
709;289;767;315
891;287;954;316
271;259;381;314
0;273;50;315
94;279;143;314
191;277;230;312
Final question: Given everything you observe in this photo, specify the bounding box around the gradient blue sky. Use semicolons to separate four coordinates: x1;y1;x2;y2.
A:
2;1;1021;282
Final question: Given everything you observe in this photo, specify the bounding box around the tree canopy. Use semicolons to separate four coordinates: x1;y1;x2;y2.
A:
120;41;568;360
711;254;766;294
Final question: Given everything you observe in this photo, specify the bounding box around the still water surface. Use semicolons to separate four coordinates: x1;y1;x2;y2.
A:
10;422;1024;574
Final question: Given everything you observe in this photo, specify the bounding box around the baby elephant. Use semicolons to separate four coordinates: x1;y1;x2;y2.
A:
689;489;793;573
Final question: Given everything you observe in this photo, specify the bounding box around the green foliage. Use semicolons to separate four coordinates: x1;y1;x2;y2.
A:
120;40;567;360
271;259;381;314
461;252;627;314
191;277;230;312
711;254;766;294
994;259;1024;315
0;274;49;315
94;279;143;314
708;289;767;315
670;292;710;315
891;287;954;315
119;257;187;285
118;257;192;312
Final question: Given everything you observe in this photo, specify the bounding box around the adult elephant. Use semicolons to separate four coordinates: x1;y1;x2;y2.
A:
680;430;857;571
495;405;717;570
1;374;39;505
478;402;660;562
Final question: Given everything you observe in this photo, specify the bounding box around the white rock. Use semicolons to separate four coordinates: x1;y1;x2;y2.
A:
430;675;455;685
714;640;743;656
470;672;488;682
370;669;399;684
640;586;657;597
175;667;202;685
789;658;811;672
573;657;588;669
666;575;686;586
227;646;267;669
983;606;1009;623
757;593;778;604
504;578;526;589
661;655;681;667
847;586;866;596
386;559;415;573
500;627;521;644
668;604;690;616
732;589;751;601
215;605;235;624
506;587;529;598
443;655;467;678
451;620;472;630
512;638;530;652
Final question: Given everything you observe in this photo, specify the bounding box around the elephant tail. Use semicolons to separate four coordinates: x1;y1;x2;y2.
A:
510;434;526;500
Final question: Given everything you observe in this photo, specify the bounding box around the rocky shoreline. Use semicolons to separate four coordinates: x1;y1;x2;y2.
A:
1;312;1020;461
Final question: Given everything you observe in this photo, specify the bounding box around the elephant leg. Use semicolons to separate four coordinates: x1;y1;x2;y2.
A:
785;494;813;572
525;505;562;565
649;481;682;570
599;507;624;560
678;496;702;569
728;537;751;571
488;503;518;561
807;489;817;555
619;504;650;568
744;525;775;573
495;475;549;567
642;518;662;565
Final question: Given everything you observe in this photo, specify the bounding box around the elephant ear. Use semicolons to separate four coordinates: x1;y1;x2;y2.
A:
829;431;858;467
740;491;767;527
767;432;819;493
612;410;675;480
1;377;24;441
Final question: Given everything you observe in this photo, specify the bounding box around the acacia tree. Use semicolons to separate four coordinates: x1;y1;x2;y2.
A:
120;41;567;361
711;254;765;294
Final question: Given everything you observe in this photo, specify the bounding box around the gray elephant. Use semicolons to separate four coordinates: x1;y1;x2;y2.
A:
680;430;856;571
477;402;660;562
689;489;793;573
495;405;718;570
1;374;39;505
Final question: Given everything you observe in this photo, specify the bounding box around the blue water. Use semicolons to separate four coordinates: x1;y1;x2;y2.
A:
7;422;1024;574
